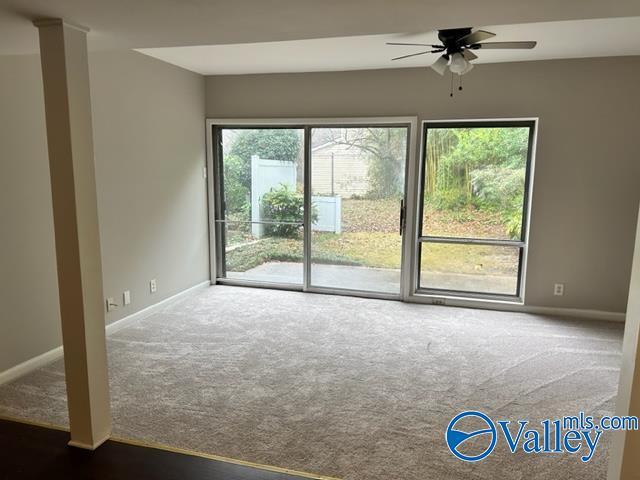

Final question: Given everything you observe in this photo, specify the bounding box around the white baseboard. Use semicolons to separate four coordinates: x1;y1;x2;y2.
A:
408;293;625;322
106;280;211;335
522;305;626;323
0;346;64;386
0;280;212;386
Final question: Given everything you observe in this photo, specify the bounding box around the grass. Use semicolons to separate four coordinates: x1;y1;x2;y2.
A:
227;232;517;275
313;232;401;269
226;237;301;272
226;236;360;272
314;232;518;274
225;199;518;275
421;243;519;275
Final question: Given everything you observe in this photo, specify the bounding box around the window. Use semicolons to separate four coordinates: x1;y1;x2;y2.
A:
416;121;535;300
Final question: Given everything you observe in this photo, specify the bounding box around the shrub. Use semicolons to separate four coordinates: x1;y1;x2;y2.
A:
471;166;524;211
471;166;525;239
260;184;317;238
505;208;524;240
223;154;250;218
430;187;470;211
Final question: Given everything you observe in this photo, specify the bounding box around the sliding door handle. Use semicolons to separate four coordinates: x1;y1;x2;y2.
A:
399;199;405;236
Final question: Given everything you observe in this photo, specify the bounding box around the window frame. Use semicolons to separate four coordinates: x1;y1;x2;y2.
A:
414;119;537;302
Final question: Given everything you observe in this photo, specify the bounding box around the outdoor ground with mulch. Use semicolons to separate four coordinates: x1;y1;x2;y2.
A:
225;199;517;274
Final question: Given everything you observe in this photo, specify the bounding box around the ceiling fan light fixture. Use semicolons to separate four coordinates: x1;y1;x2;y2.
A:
448;52;468;74
461;61;474;75
430;54;449;76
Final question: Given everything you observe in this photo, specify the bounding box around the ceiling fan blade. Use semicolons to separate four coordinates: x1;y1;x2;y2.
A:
462;49;478;61
386;42;443;48
475;41;537;49
459;29;495;45
391;50;439;61
430;55;449;75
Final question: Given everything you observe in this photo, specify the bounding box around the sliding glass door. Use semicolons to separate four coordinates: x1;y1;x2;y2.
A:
309;126;408;294
214;127;305;285
416;121;535;300
212;121;412;297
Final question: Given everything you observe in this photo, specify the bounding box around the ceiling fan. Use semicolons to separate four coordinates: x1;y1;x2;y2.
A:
387;27;537;76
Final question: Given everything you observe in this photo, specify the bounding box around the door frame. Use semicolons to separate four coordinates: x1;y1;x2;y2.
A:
205;117;420;301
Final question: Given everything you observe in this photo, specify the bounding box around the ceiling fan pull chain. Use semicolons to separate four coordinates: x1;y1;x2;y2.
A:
450;72;454;97
459;75;463;91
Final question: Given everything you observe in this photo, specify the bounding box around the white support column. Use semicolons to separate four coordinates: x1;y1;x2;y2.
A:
608;204;640;479
33;18;111;449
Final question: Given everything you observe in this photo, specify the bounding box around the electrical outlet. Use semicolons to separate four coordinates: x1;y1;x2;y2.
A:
432;298;446;306
150;279;157;294
123;290;131;305
106;297;118;312
554;283;564;296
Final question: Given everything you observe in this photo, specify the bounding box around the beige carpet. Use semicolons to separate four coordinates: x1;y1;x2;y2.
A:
0;286;624;479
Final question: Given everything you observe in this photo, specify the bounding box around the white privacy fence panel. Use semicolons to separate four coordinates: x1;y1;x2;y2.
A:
251;154;342;237
312;196;342;233
251;155;297;237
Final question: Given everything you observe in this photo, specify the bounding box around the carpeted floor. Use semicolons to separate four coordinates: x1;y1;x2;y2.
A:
0;286;624;480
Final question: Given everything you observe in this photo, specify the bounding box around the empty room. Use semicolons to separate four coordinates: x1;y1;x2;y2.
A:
1;2;640;479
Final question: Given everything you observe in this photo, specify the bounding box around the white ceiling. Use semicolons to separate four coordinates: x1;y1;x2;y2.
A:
1;0;640;55
136;17;640;75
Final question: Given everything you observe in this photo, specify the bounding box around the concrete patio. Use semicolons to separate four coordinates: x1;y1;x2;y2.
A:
227;261;517;295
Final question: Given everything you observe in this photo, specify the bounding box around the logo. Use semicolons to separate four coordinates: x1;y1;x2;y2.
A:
446;410;640;463
446;411;497;462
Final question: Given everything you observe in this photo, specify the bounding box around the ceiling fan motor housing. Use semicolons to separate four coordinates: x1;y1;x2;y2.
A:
437;27;473;54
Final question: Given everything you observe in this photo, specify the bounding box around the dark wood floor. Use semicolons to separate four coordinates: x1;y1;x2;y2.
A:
0;418;314;480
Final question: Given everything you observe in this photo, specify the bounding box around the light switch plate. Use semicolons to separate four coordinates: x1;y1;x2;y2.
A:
123;290;131;305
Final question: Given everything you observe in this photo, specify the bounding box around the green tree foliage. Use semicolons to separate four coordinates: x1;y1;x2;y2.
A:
261;184;317;238
425;127;529;239
228;129;301;190
471;166;526;238
223;129;301;220
223;154;250;219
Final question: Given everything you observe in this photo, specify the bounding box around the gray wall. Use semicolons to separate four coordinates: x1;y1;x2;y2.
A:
0;55;61;373
0;50;208;373
205;57;640;312
91;51;209;325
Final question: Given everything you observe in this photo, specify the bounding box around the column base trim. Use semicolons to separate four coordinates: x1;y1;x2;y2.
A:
68;431;111;450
